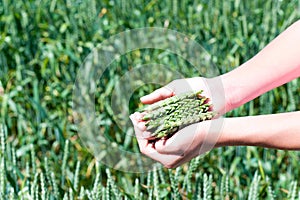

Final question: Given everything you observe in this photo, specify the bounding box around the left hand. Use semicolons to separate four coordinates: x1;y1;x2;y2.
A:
130;112;219;168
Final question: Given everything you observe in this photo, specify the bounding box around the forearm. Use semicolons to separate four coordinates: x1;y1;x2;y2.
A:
221;20;300;111
217;111;300;150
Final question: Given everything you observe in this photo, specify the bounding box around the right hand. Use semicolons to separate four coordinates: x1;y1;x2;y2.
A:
140;77;230;117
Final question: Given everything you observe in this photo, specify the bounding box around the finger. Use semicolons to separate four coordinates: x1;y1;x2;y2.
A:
153;137;201;168
155;124;199;155
129;114;138;126
142;131;154;139
137;121;146;131
130;114;145;139
129;123;186;168
140;147;184;168
133;112;145;122
131;113;157;139
136;121;158;139
140;87;174;104
130;112;145;126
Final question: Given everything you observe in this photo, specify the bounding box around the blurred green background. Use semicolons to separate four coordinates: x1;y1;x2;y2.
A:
0;0;300;199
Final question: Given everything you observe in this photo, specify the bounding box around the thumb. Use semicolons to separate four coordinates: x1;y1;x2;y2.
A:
140;87;174;104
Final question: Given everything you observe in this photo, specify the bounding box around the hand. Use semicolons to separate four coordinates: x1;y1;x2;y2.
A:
130;77;228;168
140;77;230;116
130;112;223;168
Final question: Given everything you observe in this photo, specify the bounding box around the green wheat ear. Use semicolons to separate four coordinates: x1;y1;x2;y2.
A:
139;90;216;139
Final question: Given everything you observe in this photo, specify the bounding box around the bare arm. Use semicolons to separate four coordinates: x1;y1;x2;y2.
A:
222;20;300;110
141;20;300;113
131;20;300;168
218;111;300;150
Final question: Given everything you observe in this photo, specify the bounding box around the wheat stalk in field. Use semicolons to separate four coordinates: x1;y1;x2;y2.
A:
140;91;216;139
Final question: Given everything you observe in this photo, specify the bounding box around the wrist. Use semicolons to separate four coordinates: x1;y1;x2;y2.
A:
214;118;234;148
210;74;239;113
215;117;259;148
219;73;244;112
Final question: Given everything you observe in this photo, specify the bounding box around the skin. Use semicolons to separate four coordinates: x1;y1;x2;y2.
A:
130;20;300;168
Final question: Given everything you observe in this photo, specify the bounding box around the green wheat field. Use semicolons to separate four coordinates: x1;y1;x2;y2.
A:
1;0;300;199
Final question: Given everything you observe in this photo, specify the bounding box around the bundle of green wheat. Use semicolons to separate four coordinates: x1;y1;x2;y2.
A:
140;90;216;139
